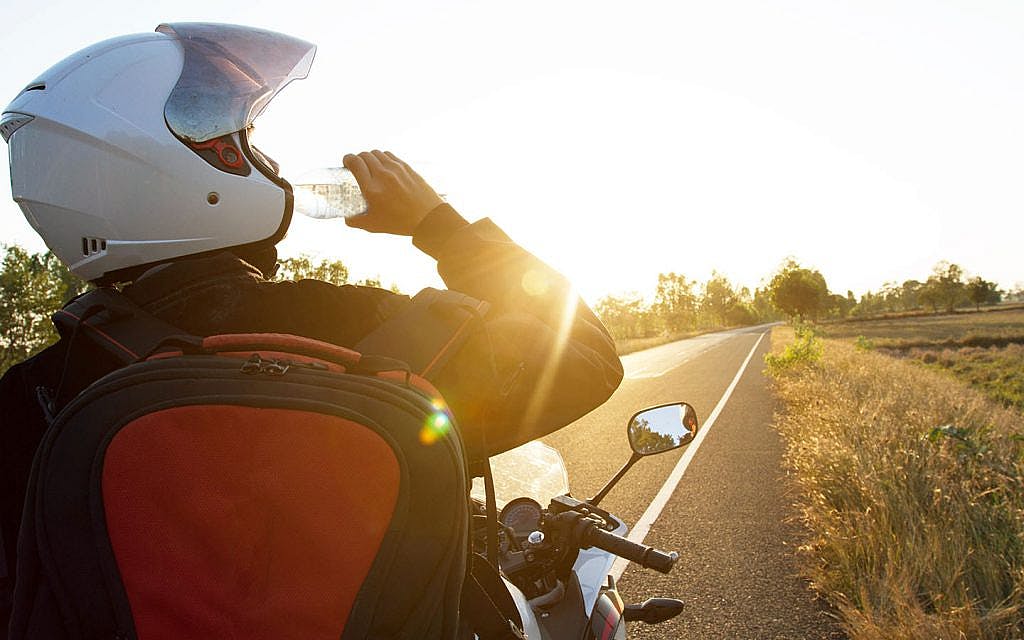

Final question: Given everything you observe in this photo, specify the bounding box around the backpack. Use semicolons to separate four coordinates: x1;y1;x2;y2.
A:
8;288;473;640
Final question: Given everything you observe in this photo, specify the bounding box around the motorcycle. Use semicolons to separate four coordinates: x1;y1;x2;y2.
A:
470;402;699;639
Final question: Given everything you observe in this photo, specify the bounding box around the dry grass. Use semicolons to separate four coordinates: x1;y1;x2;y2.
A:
822;308;1024;350
822;310;1024;412
768;327;1024;639
908;344;1024;410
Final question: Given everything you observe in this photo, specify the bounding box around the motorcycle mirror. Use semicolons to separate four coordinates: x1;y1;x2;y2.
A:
591;402;701;506
627;402;699;456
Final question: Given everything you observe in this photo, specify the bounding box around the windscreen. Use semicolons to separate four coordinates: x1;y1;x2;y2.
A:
471;441;570;509
158;22;316;142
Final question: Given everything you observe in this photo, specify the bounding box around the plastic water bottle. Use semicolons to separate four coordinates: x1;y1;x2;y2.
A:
291;167;368;219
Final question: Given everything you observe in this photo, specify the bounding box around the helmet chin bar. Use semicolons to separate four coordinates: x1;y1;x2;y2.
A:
239;126;292;213
235;125;294;250
249;143;281;176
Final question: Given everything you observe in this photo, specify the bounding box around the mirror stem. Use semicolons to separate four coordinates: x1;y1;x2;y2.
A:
589;452;642;507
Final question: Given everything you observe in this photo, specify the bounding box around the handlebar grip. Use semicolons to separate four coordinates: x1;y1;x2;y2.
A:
582;527;679;574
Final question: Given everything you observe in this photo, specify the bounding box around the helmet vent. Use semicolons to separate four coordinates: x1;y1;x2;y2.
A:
82;237;108;256
0;113;34;143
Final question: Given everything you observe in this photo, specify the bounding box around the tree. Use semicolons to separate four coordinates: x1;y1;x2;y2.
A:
356;276;383;288
826;293;855;318
966;276;1001;311
0;246;88;374
275;255;349;286
1008;283;1024;303
899;280;922;311
654;272;697;333
275;256;400;291
918;280;941;313
724;303;758;326
767;259;829;321
925;261;966;313
627;417;678;453
595;293;657;340
701;271;738;326
752;287;781;322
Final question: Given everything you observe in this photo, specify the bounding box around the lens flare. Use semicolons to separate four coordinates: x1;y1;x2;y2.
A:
419;411;451;445
520;284;580;430
521;269;550;297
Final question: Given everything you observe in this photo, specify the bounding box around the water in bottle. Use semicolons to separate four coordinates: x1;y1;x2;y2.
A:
291;167;368;219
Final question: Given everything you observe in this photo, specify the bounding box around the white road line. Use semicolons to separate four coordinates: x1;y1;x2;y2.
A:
609;330;769;582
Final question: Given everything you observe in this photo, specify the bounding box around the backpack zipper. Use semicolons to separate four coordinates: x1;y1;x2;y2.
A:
240;353;330;376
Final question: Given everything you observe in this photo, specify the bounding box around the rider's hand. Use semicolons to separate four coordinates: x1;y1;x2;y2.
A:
342;150;444;236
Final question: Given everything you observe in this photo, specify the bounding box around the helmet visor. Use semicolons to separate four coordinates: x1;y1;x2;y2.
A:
158;22;316;143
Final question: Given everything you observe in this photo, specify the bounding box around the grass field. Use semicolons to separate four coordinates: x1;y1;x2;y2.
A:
768;318;1024;639
822;308;1024;348
821;308;1024;410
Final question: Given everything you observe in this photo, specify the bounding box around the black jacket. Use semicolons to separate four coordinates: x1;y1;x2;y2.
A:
0;203;623;633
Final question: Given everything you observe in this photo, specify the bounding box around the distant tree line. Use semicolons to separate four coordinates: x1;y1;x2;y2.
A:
593;259;1014;341
848;261;1004;316
0;243;1015;375
595;271;776;341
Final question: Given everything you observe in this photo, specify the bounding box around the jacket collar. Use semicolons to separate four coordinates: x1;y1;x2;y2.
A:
122;252;266;308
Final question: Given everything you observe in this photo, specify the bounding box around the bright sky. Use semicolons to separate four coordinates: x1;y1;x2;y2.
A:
2;0;1023;304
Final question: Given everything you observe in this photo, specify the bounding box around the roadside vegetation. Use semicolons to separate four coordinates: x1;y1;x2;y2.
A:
768;317;1024;639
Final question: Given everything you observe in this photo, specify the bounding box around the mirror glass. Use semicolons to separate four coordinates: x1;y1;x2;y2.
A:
627;402;699;455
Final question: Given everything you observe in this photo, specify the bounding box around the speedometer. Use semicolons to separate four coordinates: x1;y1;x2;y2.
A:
499;497;543;536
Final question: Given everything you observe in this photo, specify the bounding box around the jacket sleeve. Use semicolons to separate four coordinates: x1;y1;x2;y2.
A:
411;204;624;458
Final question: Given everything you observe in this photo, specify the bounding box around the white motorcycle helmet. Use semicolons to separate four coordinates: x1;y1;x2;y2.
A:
0;23;316;283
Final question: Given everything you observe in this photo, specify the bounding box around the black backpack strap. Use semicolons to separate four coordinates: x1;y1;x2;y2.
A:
461;553;527;640
52;288;194;365
354;287;490;379
43;288;195;416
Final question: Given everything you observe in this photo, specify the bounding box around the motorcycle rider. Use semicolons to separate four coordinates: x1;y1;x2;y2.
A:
0;23;623;635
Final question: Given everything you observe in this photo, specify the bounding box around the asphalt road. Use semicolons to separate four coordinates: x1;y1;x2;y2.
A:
542;326;846;639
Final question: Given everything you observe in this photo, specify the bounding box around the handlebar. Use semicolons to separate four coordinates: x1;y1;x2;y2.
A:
581;525;678;574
